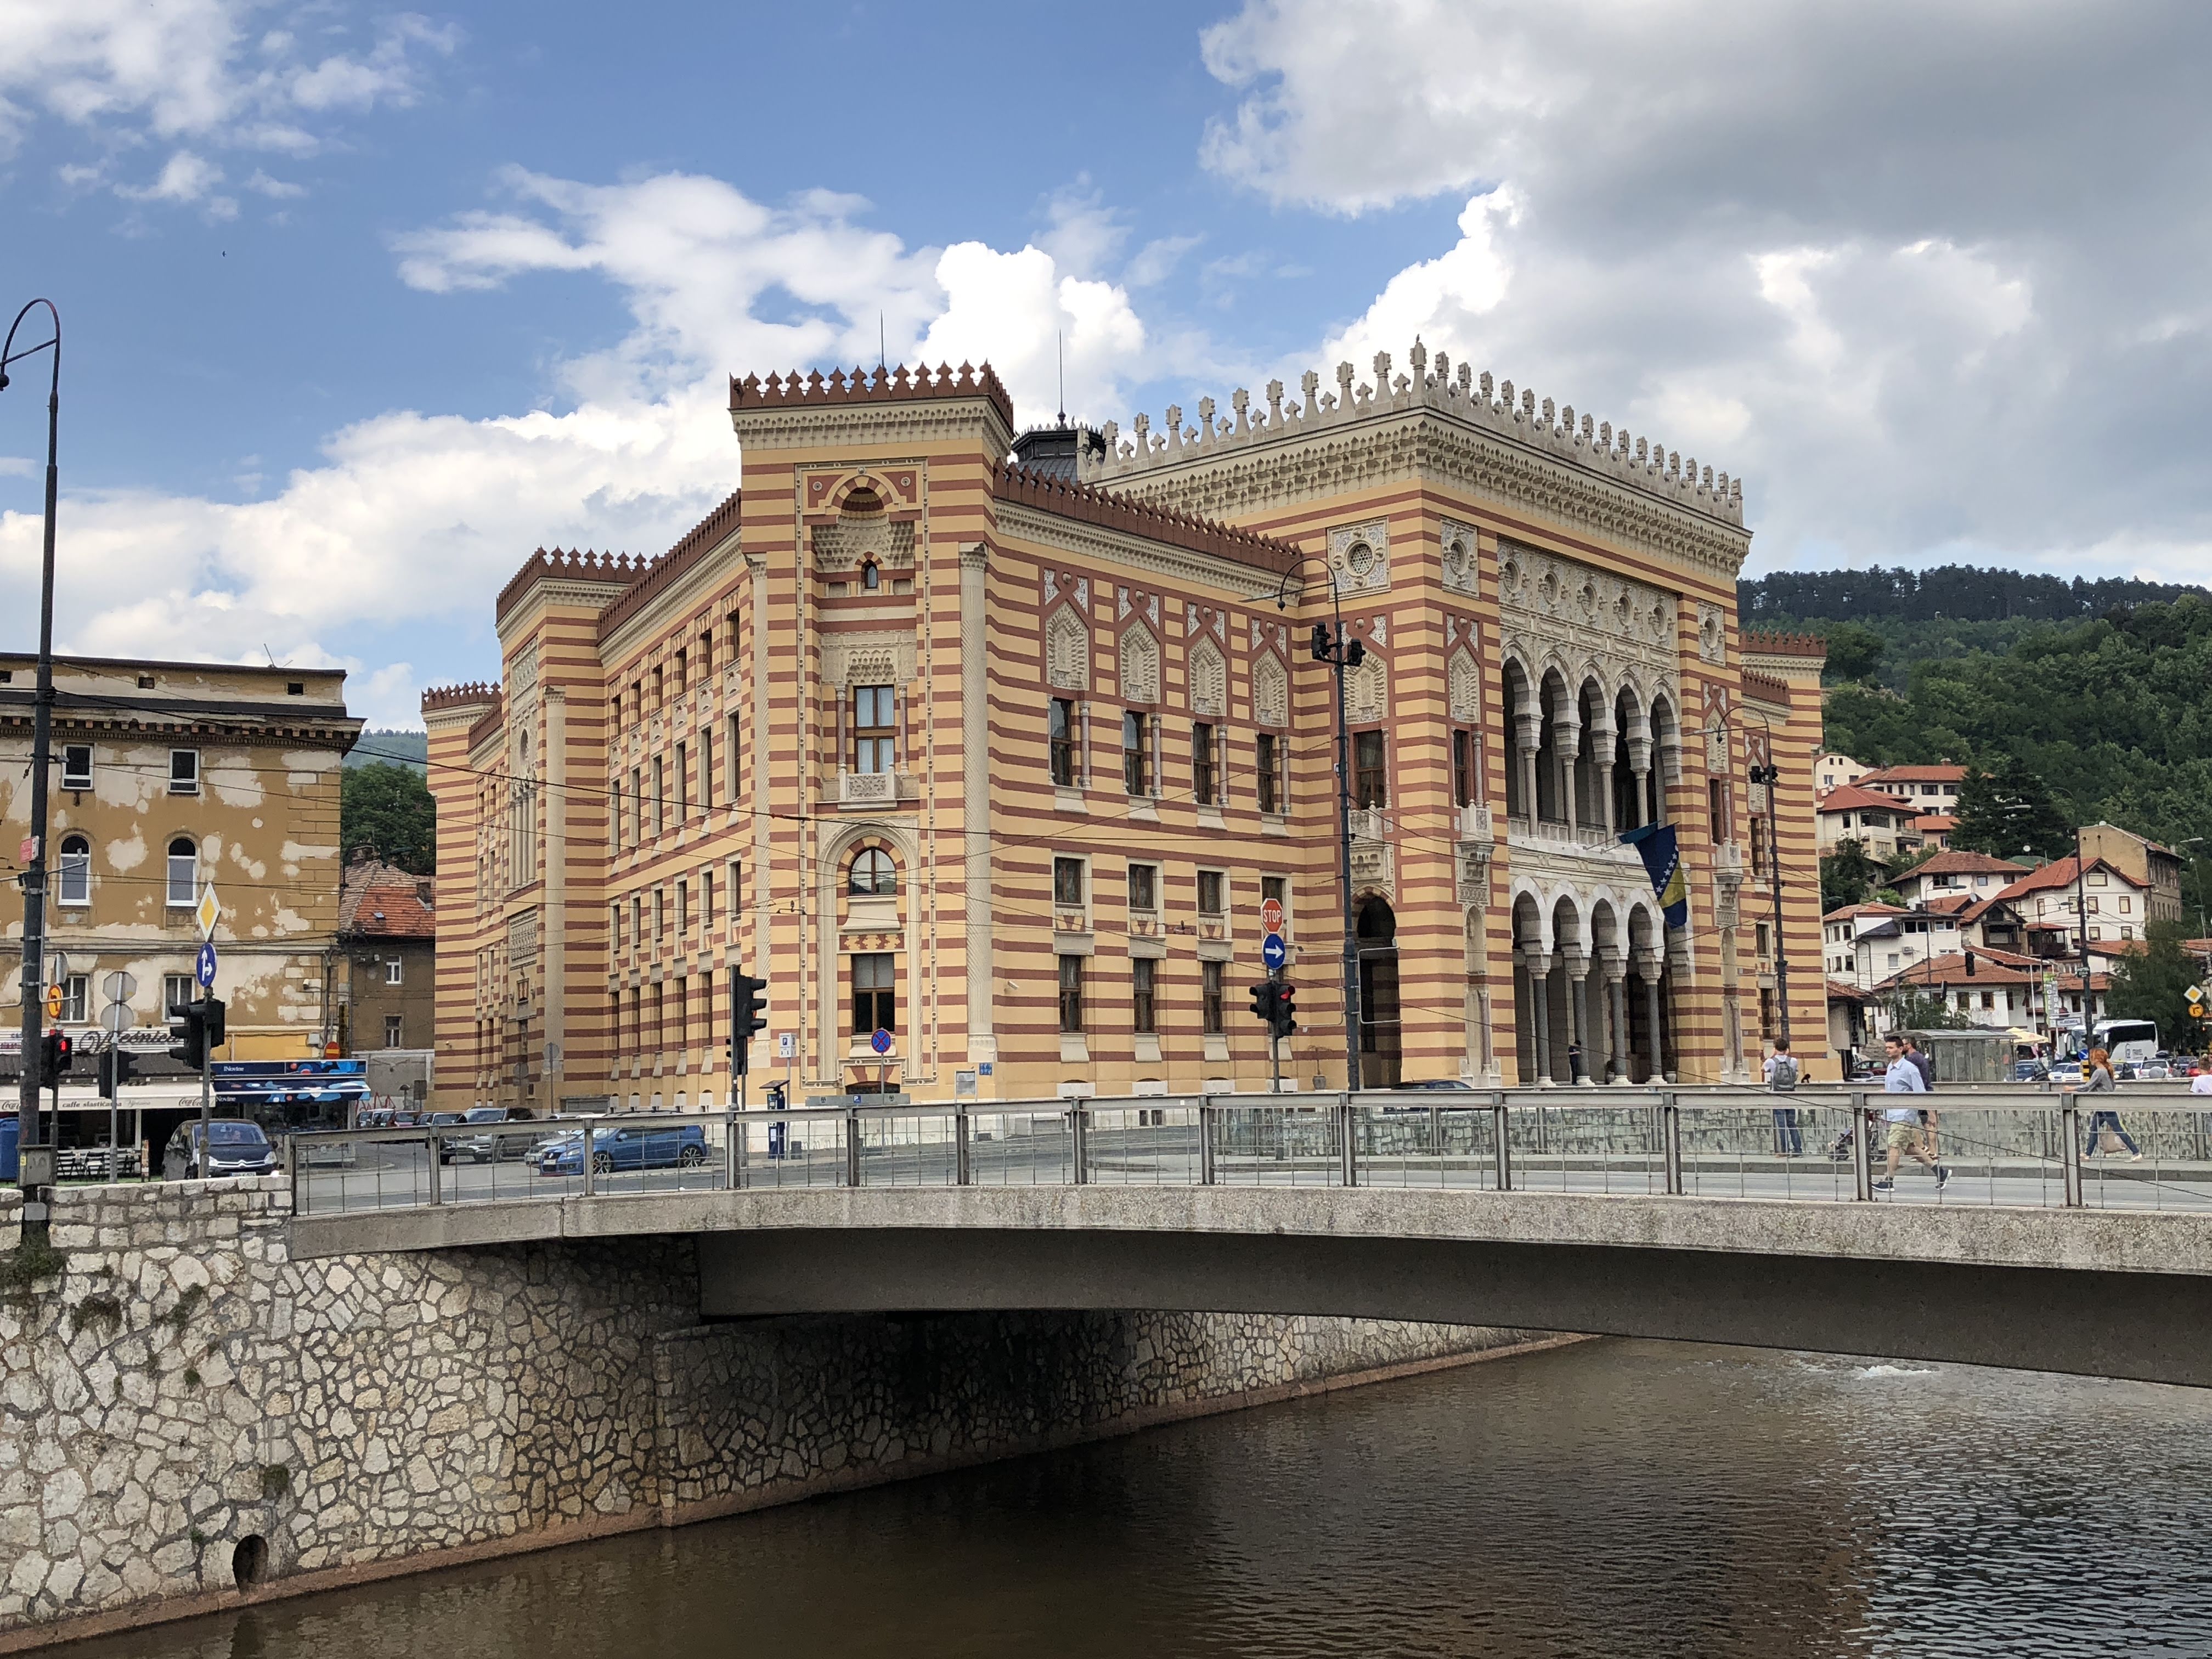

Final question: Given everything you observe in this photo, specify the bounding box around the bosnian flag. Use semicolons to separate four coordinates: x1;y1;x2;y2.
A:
1620;823;1689;930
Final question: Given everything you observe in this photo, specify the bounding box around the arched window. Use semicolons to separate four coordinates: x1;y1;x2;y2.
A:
167;837;198;906
861;561;881;591
58;835;90;906
849;848;898;897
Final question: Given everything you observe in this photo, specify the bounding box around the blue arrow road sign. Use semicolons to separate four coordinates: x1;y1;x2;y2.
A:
195;941;218;989
1261;933;1288;970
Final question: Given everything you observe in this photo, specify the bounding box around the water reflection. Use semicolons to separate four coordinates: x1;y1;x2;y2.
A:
74;1340;2212;1659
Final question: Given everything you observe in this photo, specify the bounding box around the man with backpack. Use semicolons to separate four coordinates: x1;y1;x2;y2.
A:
1764;1037;1802;1155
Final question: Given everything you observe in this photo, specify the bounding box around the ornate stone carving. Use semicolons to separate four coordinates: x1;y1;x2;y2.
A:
1346;653;1387;724
821;631;918;688
1120;624;1159;704
1045;606;1088;692
1696;601;1726;664
1440;518;1479;597
1188;638;1226;717
1448;650;1480;723
1252;653;1288;727
810;516;915;574
1498;540;1681;708
1327;518;1391;593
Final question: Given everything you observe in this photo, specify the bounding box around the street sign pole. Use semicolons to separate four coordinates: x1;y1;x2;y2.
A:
195;887;221;1159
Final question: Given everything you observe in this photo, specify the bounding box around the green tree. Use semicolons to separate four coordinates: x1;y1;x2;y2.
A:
1820;837;1882;912
1887;987;1970;1031
341;762;436;874
1952;757;2073;862
1820;620;1886;684
2106;921;2207;1054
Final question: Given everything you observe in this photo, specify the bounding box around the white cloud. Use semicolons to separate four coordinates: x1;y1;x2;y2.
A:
0;1;454;206
0;169;1155;712
1196;0;2212;580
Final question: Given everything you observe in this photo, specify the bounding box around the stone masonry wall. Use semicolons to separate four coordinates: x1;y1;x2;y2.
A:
0;1180;1550;1649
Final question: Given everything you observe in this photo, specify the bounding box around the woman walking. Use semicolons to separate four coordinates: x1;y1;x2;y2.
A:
2076;1048;2143;1160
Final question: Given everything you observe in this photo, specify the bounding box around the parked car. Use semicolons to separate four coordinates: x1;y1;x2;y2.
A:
2134;1061;2173;1081
2012;1059;2050;1082
526;1131;583;1173
448;1106;541;1164
537;1122;710;1177
163;1119;279;1180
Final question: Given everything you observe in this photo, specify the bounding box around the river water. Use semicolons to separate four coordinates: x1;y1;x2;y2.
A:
75;1339;2212;1658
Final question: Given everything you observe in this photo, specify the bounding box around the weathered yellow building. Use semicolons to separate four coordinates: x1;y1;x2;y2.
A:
427;346;1828;1112
0;656;362;1065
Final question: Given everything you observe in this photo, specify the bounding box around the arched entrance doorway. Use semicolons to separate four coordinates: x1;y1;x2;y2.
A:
1357;896;1401;1087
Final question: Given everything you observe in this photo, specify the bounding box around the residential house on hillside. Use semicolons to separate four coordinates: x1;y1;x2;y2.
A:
1996;856;2153;954
1857;763;1967;812
335;854;436;1054
1816;752;1863;794
1871;948;2107;1032
1911;812;1956;849
1890;849;2034;909
2076;823;2187;926
1816;784;1922;860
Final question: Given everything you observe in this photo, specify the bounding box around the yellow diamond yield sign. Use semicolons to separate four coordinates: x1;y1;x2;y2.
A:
195;883;222;939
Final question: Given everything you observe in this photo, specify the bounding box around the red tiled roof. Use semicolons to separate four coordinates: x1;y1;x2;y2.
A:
1817;785;1917;814
1874;951;2104;992
1996;856;2146;900
1822;902;1905;921
1912;814;1957;831
1826;978;1876;1001
338;860;435;940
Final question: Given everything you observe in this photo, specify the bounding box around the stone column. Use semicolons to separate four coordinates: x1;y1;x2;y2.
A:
1515;715;1541;821
1638;953;1667;1083
1550;717;1578;825
960;544;996;1065
1624;735;1652;832
1591;724;1617;836
1524;951;1553;1086
1606;962;1630;1084
1564;952;1592;1084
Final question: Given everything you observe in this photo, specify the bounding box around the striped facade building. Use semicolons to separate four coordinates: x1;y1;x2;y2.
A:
423;345;1829;1111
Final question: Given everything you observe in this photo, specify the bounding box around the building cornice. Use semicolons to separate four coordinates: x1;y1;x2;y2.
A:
1100;413;1752;585
995;503;1300;599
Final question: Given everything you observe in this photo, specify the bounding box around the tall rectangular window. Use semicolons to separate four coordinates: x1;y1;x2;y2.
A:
59;974;88;1024
631;896;642;951
1201;961;1224;1035
1192;723;1216;806
61;743;92;791
612;781;624;849
728;860;743;924
652;758;666;835
701;868;715;932
853;684;896;773
1750;815;1768;877
1256;732;1280;814
1053;856;1086;909
853;952;896;1036
699;725;713;808
630;769;643;847
612;902;623;953
1132;958;1157;1033
1058;955;1085;1034
170;749;201;795
1262;876;1286;923
385;1015;404;1048
1452;730;1475;808
652;665;664;710
1127;862;1158;913
164;974;195;1017
727;714;742;799
58;836;89;906
1122;711;1149;796
1354;730;1387;808
1709;778;1728;833
699;629;712;678
677;880;690;934
674;648;687;695
1049;697;1077;787
1197;869;1224;917
675;742;689;817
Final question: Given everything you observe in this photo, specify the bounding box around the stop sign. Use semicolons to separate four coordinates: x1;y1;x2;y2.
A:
1260;898;1285;935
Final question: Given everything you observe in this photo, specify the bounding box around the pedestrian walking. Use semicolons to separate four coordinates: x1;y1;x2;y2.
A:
2074;1048;2142;1160
1763;1037;1802;1155
1873;1035;1949;1193
1904;1034;1940;1156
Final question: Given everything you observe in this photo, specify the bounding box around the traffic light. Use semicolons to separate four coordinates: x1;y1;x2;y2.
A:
203;997;225;1052
1272;982;1298;1040
1310;623;1333;661
1249;981;1276;1026
39;1029;72;1084
1963;950;1977;977
169;1002;207;1070
1342;637;1366;669
728;970;769;1076
98;1045;135;1098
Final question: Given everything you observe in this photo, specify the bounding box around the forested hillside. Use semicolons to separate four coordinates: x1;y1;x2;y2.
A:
1759;569;2212;911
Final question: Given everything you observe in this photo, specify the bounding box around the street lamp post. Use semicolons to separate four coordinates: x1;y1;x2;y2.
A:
2;298;61;1236
1276;558;1364;1094
1747;744;1791;1048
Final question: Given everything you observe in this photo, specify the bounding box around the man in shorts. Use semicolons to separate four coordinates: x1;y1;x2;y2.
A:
1874;1034;1948;1192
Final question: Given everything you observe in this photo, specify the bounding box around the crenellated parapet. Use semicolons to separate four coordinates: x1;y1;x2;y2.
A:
1082;337;1748;552
1740;629;1826;658
730;360;1015;430
990;459;1304;577
493;547;648;625
421;680;500;713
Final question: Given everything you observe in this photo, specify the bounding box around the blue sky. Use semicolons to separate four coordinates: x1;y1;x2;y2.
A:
3;1;2208;727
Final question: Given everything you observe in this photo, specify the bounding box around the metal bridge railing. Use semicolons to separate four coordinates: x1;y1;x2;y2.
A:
284;1086;2212;1218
